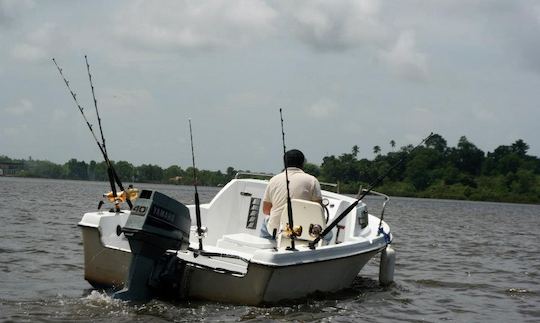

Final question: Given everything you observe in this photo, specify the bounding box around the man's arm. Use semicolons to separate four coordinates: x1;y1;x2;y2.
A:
263;201;272;215
312;179;323;203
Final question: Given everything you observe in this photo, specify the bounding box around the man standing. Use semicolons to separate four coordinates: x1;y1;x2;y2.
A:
261;149;322;239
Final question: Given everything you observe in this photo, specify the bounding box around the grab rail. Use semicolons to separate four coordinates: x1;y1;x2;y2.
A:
234;172;339;192
360;188;390;220
320;182;339;193
234;171;273;179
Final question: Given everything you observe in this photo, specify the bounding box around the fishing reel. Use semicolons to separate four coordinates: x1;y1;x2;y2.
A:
190;225;208;239
100;186;140;211
282;223;303;238
308;224;323;238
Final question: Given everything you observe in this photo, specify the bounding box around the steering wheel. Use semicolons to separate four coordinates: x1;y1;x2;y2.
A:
322;198;330;224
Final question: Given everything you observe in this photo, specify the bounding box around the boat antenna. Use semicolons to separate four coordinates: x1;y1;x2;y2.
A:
280;108;296;251
309;132;434;249
53;57;132;209
189;119;204;251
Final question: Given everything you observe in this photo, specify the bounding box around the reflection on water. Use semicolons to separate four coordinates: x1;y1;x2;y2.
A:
1;177;539;322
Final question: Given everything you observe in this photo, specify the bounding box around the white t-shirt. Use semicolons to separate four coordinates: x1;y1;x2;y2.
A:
262;167;322;234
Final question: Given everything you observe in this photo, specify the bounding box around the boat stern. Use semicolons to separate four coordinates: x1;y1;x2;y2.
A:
78;211;131;288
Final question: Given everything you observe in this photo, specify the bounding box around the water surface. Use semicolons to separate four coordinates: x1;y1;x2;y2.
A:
1;177;538;322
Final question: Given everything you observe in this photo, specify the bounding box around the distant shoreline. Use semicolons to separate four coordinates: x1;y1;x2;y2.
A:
2;175;538;205
3;134;540;205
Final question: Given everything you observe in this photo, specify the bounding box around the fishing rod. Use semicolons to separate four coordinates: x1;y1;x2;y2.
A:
84;56;133;209
82;56;116;200
53;58;104;154
189;119;204;251
280;108;296;251
85;55;107;155
309;132;434;249
53;57;132;209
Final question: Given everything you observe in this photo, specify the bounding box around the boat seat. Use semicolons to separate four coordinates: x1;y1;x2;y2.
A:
218;233;275;249
278;199;326;248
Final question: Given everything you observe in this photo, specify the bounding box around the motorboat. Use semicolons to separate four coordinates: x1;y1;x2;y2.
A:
78;173;395;305
53;57;399;304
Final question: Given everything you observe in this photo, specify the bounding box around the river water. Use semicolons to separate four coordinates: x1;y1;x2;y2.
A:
0;177;538;322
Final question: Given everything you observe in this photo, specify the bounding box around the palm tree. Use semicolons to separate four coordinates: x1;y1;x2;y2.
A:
373;145;381;156
511;139;529;156
352;145;359;158
390;140;396;151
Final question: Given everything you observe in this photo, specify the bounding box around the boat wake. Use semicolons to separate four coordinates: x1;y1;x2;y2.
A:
82;290;120;306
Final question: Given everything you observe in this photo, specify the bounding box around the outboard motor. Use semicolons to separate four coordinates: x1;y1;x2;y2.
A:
114;190;191;301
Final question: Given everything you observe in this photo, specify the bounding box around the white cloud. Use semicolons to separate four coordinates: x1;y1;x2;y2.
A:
534;4;540;24
282;0;387;51
10;42;46;62
4;98;34;116
380;31;428;81
1;123;29;137
114;0;277;52
0;0;34;27
305;98;338;119
51;108;68;122
217;92;273;113
101;88;155;113
2;1;540;168
471;106;497;123
10;22;67;63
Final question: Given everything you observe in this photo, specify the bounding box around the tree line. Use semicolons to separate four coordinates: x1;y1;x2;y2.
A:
309;134;540;203
0;156;238;187
2;134;539;203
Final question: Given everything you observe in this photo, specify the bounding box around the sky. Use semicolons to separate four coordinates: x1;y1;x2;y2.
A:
1;0;540;173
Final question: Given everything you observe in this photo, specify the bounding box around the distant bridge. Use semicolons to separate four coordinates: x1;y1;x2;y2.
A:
0;162;24;176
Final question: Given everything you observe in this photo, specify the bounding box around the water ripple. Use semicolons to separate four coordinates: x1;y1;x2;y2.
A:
1;177;539;322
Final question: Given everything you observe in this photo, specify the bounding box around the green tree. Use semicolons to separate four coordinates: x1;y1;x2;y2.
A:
405;148;440;190
137;164;164;182
115;160;135;182
88;160;97;180
351;145;359;158
25;160;63;178
0;155;13;163
320;153;359;183
164;165;184;181
425;133;447;153
511;169;535;194
448;136;484;175
63;158;89;180
94;161;109;181
511;139;529;156
304;162;321;177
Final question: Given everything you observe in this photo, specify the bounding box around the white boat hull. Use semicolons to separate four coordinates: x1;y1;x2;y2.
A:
81;225;381;304
78;179;393;304
80;226;131;288
187;250;380;304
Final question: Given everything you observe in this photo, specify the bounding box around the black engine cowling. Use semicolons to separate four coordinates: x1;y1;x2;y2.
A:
114;190;191;301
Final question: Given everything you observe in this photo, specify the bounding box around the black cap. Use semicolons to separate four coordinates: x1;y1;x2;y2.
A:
285;149;305;168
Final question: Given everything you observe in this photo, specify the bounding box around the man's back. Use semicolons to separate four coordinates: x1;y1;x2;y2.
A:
263;167;322;234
